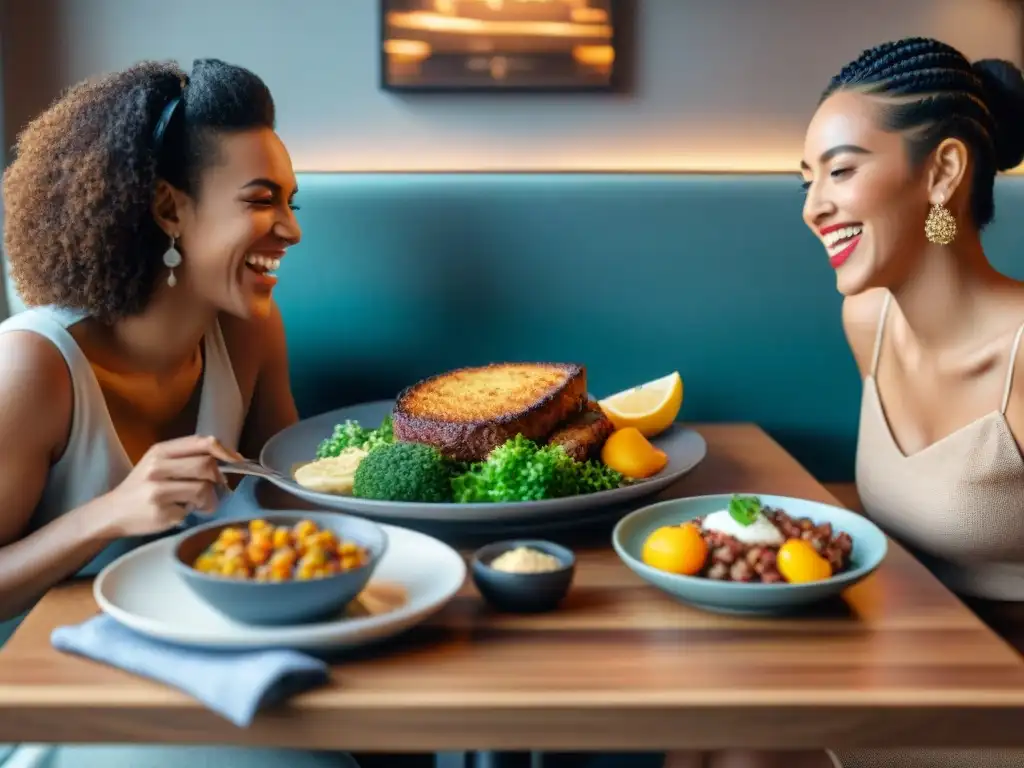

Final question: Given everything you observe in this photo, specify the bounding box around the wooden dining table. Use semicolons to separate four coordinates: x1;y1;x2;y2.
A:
1;423;1024;757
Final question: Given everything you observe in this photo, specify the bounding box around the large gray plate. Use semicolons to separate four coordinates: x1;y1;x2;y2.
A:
260;399;707;524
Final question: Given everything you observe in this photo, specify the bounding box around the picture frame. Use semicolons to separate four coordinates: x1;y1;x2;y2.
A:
379;0;623;93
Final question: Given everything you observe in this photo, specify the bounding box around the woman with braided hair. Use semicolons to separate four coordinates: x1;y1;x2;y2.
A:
0;58;361;767
664;36;1024;768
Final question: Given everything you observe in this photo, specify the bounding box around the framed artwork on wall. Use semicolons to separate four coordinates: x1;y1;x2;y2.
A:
379;0;622;93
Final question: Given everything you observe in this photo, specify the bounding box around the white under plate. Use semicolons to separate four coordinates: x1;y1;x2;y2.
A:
93;523;467;652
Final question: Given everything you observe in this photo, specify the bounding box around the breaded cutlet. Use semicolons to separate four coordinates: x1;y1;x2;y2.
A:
391;362;588;462
546;400;615;462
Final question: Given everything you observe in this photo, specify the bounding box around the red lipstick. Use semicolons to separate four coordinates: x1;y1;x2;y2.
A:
829;235;862;269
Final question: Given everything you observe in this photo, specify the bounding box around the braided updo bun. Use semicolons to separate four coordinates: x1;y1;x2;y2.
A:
822;37;1024;229
972;58;1024;171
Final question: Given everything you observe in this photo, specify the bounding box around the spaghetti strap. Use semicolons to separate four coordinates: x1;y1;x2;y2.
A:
869;292;892;377
1000;321;1024;414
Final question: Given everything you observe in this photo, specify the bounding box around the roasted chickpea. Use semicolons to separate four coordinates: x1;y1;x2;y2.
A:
193;520;369;582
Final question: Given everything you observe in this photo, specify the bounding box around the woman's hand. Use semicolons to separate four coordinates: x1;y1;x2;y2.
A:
103;435;243;537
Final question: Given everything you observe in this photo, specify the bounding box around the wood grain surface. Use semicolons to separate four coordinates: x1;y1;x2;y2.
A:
1;424;1023;751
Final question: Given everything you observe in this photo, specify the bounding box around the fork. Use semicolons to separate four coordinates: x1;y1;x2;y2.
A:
217;457;291;484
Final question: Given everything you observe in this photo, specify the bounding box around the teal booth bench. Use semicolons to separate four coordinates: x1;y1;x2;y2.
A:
2;169;1024;671
273;172;1024;483
4;170;1022;481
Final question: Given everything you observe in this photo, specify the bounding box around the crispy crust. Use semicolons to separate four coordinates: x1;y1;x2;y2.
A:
392;362;588;462
545;400;615;462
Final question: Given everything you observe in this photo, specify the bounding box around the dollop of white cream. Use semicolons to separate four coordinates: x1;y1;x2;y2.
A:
701;509;784;546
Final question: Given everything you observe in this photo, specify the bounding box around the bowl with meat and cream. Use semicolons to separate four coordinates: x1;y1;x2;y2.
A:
611;493;887;615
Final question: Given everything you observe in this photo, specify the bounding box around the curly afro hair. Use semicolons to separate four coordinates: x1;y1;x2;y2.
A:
2;58;276;323
822;37;1024;230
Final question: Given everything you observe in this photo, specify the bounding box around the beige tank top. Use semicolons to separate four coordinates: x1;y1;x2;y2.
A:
855;291;1024;600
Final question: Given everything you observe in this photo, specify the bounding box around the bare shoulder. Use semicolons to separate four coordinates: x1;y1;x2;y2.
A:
0;330;73;448
842;288;889;378
0;330;73;545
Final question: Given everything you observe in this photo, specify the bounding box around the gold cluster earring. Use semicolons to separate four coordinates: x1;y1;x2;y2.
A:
924;196;957;245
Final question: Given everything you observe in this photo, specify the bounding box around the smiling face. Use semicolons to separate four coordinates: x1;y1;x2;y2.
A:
160;127;301;320
801;90;935;296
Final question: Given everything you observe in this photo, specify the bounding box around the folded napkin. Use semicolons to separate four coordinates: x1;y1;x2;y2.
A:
51;614;330;727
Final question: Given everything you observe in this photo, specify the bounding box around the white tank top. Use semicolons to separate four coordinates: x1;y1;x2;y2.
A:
0;305;245;576
0;306;245;765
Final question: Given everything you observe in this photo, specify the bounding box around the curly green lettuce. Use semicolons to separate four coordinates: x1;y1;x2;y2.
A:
316;415;394;459
451;434;624;503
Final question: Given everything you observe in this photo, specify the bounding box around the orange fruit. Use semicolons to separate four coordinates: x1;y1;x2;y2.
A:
640;523;708;576
598;372;683;438
600;427;669;479
776;539;832;584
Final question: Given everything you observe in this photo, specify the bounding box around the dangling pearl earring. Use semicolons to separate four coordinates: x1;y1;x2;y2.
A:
163;234;183;287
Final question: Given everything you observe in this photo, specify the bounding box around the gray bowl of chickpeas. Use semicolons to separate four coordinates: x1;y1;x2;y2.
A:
173;510;388;626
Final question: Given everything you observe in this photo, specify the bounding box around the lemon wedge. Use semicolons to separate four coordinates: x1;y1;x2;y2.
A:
598;371;683;438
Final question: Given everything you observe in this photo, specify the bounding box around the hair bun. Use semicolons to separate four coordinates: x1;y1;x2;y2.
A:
973;58;1024;170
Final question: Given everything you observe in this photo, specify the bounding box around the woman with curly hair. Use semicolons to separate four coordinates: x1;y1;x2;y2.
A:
0;58;359;767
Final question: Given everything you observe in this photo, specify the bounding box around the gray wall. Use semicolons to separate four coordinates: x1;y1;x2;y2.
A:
3;0;1022;172
1;0;1023;314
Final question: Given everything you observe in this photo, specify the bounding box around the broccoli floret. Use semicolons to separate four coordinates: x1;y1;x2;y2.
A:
352;441;453;503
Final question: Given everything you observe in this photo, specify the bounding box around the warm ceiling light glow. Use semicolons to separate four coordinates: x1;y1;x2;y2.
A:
572;44;614;67
289;147;1024;175
292;151;810;174
386;10;612;39
571;7;607;23
382;39;432;58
